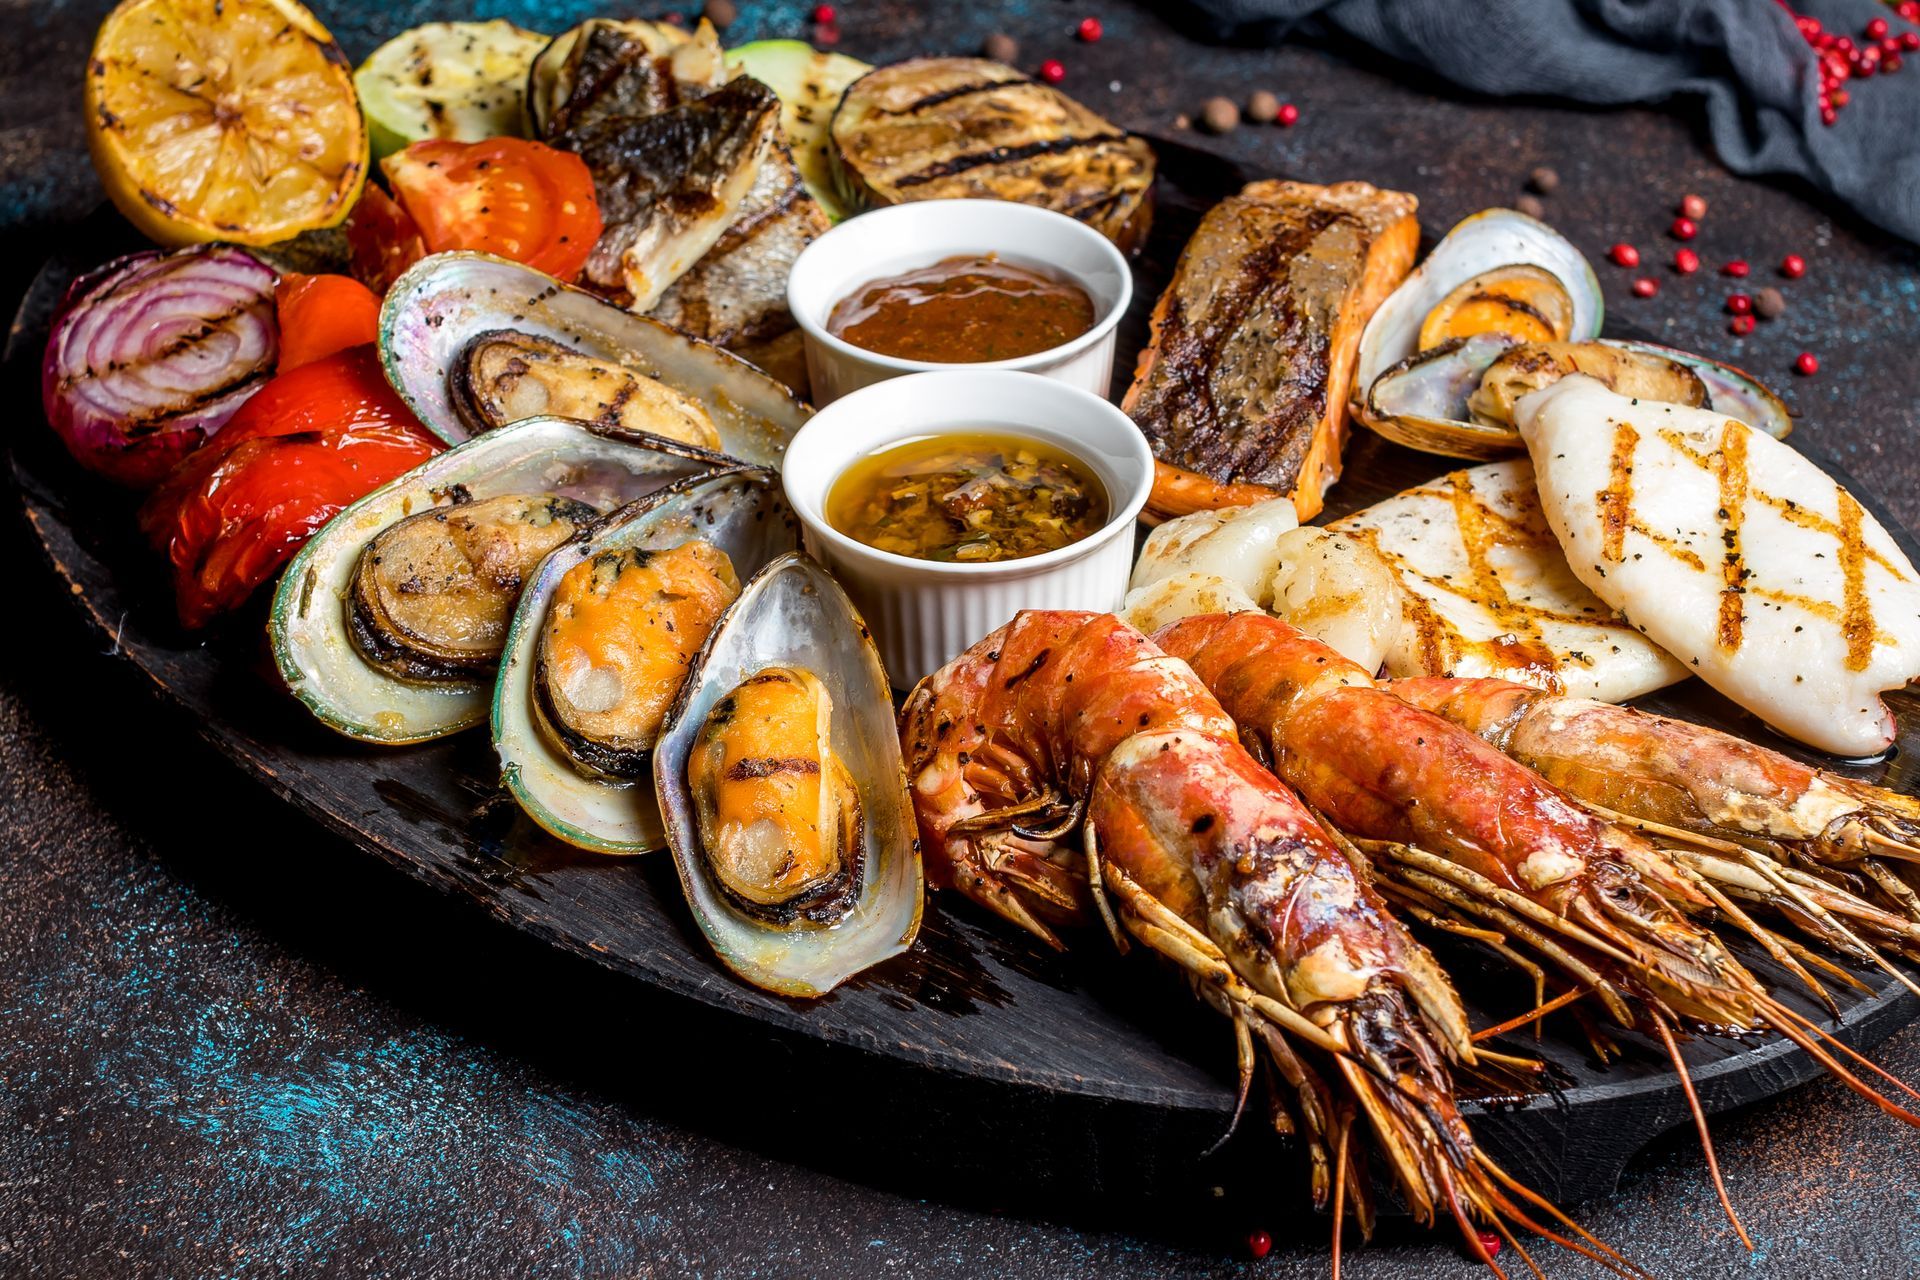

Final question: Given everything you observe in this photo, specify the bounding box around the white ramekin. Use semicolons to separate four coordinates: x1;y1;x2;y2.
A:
782;370;1154;688
786;199;1133;405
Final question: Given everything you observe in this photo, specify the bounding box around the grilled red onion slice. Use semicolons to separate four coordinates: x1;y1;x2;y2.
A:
41;245;280;488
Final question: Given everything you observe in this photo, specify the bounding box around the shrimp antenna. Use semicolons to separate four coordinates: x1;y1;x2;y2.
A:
1754;995;1920;1127
1651;1011;1753;1250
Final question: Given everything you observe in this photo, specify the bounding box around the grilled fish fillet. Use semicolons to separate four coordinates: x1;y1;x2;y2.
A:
1327;458;1688;701
650;138;829;392
558;77;778;311
829;58;1155;253
1124;181;1419;522
1519;375;1920;756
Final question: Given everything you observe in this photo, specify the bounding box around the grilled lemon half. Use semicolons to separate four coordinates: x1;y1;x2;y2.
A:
85;0;368;247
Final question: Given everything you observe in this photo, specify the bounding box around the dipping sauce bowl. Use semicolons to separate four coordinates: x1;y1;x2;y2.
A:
787;199;1133;405
781;370;1154;686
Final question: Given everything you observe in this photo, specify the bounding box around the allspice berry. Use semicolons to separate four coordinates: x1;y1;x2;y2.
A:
1246;90;1280;124
1754;286;1788;320
704;0;737;27
1515;194;1546;220
1201;96;1241;134
1528;166;1561;195
984;32;1020;64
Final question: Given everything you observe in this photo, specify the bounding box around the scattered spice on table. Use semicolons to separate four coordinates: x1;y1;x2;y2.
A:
1515;194;1546;219
984;31;1018;62
1610;242;1641;267
1246;89;1280;123
1796;351;1820;375
1782;253;1808;278
1674;248;1700;274
1671;215;1698;240
1723;259;1751;277
1202;96;1240;133
1755;286;1788;319
1039;58;1066;84
1727;292;1753;315
1632;276;1659;297
704;0;736;28
1529;166;1560;194
1277;102;1299;125
1077;16;1102;42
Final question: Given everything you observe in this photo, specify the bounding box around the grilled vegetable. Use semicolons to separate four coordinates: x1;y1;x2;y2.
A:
275;274;381;372
829;58;1155;253
85;0;367;248
42;246;280;489
140;347;441;628
726;40;871;220
448;330;724;450
355;20;549;160
382;138;603;282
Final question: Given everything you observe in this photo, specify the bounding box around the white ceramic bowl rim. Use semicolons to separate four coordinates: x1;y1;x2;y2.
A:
784;370;1154;577
787;200;1134;375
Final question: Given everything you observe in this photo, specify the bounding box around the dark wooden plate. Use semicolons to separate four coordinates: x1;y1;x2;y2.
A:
10;140;1918;1213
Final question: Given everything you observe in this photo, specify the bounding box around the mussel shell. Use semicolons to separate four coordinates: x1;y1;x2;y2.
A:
1362;335;1793;460
1468;342;1706;428
271;418;726;744
654;552;923;997
348;493;599;684
1354;209;1602;454
492;467;801;854
379;252;810;463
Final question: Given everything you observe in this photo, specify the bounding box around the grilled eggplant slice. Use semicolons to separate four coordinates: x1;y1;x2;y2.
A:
726;40;872;221
829;58;1155;254
450;330;725;449
1125;180;1420;522
556;75;779;309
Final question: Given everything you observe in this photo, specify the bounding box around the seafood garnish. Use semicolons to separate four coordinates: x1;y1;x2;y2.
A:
657;553;922;997
492;466;800;854
1126;181;1419;522
902;611;1639;1275
1394;676;1920;949
378;252;809;463
1520;376;1920;757
1157;610;1920;1240
270;417;723;744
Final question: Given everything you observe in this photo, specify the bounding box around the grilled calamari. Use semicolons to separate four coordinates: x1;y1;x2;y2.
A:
1520;375;1920;756
1124;181;1419;522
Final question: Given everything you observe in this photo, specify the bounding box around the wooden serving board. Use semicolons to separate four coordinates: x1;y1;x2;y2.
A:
10;142;1920;1212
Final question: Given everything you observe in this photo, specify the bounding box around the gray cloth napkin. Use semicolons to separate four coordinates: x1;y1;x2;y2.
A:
1171;0;1920;244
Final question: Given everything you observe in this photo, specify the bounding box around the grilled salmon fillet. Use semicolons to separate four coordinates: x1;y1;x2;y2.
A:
1125;181;1419;522
829;57;1155;253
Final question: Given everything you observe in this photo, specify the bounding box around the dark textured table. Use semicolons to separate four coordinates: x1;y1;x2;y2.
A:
6;2;1920;1277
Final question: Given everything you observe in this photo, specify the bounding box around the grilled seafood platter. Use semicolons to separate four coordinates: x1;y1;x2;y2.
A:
493;466;799;855
34;1;1920;1270
272;417;728;743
